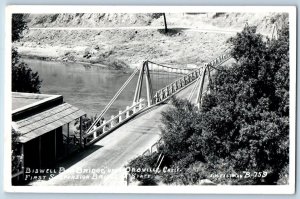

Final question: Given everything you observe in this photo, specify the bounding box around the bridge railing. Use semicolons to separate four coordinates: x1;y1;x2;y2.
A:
84;98;146;146
153;53;231;104
142;137;164;156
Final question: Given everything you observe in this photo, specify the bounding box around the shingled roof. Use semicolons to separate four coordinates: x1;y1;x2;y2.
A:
14;103;85;143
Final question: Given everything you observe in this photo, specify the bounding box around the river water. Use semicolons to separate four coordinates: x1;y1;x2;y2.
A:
24;59;181;118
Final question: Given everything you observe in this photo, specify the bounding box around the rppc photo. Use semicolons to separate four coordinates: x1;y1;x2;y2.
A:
4;6;296;194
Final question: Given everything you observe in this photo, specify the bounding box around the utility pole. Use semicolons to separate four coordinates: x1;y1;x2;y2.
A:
163;13;168;33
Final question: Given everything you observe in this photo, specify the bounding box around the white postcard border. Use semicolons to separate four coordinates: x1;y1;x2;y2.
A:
3;5;296;194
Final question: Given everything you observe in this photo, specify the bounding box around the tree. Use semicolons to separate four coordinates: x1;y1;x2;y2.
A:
160;97;204;165
127;20;290;186
199;24;289;184
12;14;42;93
11;128;23;175
152;13;168;33
12;60;42;93
12;14;27;43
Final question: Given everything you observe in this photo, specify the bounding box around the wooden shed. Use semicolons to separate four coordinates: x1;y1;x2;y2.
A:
11;92;86;181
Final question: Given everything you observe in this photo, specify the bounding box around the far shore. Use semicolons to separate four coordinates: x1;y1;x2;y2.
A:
17;45;200;73
21;54;124;70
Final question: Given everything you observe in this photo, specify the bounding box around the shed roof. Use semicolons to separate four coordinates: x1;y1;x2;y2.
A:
12;92;61;112
14;103;85;143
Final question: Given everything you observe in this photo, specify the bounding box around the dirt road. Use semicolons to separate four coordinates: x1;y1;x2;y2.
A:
30;26;242;35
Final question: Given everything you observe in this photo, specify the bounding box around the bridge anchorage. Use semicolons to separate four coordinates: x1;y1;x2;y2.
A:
82;52;232;147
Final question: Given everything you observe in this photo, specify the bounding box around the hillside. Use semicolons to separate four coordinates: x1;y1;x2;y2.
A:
25;13;156;28
25;12;287;34
16;12;288;69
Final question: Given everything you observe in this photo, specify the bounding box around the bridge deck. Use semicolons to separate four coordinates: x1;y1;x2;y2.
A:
30;80;196;186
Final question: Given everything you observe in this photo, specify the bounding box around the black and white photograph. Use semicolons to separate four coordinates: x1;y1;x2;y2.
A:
4;6;296;194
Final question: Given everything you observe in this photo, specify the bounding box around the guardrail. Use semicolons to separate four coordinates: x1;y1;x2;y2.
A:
84;99;146;146
142;137;164;156
153;53;231;104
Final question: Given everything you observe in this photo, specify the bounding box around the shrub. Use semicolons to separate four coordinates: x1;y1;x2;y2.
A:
212;12;226;19
12;128;23;175
126;153;160;185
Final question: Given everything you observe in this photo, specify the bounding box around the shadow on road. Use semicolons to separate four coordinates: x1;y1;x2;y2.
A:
24;144;103;185
57;144;103;170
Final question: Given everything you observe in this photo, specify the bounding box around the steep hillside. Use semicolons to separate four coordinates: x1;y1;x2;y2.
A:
16;12;288;69
25;12;288;33
26;13;156;28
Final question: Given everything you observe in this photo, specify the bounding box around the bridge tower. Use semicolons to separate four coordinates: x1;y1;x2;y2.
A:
133;61;154;106
195;64;212;109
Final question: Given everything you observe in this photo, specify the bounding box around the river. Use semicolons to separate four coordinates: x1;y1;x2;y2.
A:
24;59;181;118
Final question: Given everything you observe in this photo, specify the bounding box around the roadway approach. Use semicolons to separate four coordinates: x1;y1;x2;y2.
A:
29;79;198;186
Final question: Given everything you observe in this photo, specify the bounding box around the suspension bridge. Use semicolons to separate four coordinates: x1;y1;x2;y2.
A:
30;51;232;186
80;51;231;147
79;21;279;148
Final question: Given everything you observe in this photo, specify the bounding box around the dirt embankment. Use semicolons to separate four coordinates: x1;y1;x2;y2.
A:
16;13;288;70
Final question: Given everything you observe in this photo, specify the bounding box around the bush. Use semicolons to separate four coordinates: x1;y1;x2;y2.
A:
12;49;42;93
107;58;130;70
126;153;160;185
12;14;42;93
212;12;226;19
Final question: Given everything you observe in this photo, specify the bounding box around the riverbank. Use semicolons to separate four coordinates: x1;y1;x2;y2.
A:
16;28;232;70
17;43;134;70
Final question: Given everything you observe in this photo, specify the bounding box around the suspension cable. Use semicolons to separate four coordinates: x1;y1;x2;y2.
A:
86;67;140;134
148;60;193;74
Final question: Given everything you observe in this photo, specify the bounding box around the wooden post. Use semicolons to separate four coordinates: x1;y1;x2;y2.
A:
79;116;83;148
139;99;143;110
102;120;107;133
126;106;130;118
111;115;115;127
54;129;56;164
119;110;123;122
133;102;137;113
39;136;42;169
67;123;70;155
